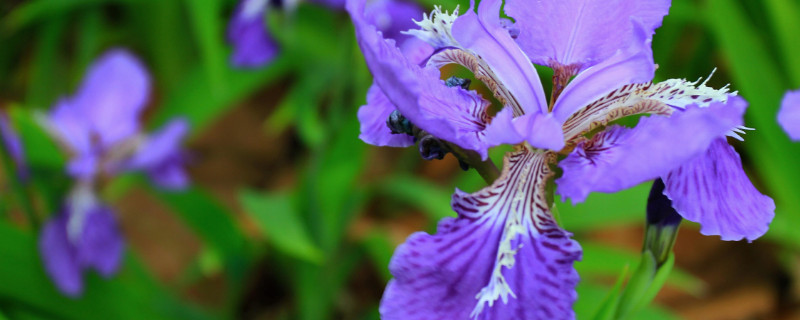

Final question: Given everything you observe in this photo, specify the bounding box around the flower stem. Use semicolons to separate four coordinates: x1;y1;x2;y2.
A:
446;142;501;184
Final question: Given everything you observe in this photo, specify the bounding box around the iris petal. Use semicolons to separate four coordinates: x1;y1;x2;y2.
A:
381;150;581;320
39;214;83;297
451;0;549;116
71;50;150;148
348;0;504;158
557;97;746;203
227;0;279;68
552;20;656;122
663;138;775;241
778;89;800;141
505;0;670;71
76;206;124;276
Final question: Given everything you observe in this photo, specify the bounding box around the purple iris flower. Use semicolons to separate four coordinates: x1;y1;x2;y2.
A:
228;0;423;68
38;184;123;297
228;0;279;68
349;0;774;318
778;89;800;140
39;49;189;296
45;49;189;188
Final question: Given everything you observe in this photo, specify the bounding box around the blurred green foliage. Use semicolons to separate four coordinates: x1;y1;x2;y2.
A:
0;0;798;319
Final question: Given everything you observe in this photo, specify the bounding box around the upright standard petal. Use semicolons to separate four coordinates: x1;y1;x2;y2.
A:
557;97;746;203
505;0;670;71
72;49;150;148
76;206;124;276
778;90;800;141
450;0;548;116
228;0;279;68
552;21;656;122
381;150;581;320
663;138;775;241
39;214;83;297
348;0;500;158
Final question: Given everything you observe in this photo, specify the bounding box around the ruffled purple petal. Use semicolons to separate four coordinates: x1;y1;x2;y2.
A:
126;118;190;190
505;0;670;71
72;49;150;148
381;150;581;320
38;214;83;297
76;206;124;276
778;89;800;141
663;138;775;241
358;84;416;147
49;98;97;177
228;0;279;68
365;0;423;42
358;38;431;148
552;20;656;122
557;97;746;203
348;0;499;158
451;0;548;116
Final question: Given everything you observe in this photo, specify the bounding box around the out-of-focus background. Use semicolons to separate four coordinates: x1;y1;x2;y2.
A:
1;0;800;319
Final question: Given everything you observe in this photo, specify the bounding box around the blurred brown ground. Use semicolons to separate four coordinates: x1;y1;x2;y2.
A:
116;93;800;320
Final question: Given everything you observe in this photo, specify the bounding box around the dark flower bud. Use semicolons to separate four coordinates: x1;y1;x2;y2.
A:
647;178;683;227
418;135;447;160
644;178;682;267
386;110;414;135
444;76;471;90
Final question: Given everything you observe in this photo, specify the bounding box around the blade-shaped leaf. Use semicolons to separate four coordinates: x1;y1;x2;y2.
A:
239;190;323;263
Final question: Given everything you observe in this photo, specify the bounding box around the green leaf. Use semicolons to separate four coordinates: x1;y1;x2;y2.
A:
149;186;250;284
9;106;66;169
589;264;629;320
151;55;291;133
557;183;649;231
375;174;455;222
183;0;227;97
360;231;394;281
578;242;703;297
614;250;674;320
300;115;367;252
764;0;800;86
25;18;67;109
2;0;134;33
239;190;323;263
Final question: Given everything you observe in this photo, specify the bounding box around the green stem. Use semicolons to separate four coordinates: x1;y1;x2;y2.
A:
446;142;501;185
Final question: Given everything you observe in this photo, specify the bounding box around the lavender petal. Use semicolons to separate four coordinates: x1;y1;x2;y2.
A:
228;0;279;68
663;138;775;241
76;206;124;277
381;151;580;320
38;214;84;297
778;89;800;141
557;97;746;203
505;0;670;71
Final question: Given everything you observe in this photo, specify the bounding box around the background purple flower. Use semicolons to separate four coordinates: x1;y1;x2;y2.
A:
228;0;279;68
778;89;800;140
48;49;150;179
38;204;123;297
